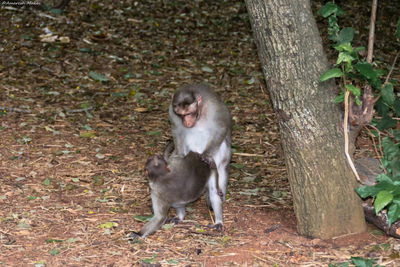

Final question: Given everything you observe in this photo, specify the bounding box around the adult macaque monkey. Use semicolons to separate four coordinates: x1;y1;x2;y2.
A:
130;152;213;238
169;83;232;230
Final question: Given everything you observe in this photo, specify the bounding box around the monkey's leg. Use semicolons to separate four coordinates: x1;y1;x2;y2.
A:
135;197;169;238
199;154;224;200
213;140;231;201
206;172;223;230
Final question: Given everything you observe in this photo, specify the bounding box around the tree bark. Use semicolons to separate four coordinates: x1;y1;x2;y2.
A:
245;0;367;238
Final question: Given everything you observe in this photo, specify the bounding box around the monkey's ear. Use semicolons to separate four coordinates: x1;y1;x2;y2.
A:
165;165;171;172
197;95;202;104
145;169;149;175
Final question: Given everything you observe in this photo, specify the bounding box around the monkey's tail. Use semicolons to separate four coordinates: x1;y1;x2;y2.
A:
163;140;174;161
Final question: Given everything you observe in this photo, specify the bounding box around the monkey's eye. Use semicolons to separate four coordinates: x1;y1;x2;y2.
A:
183;112;196;117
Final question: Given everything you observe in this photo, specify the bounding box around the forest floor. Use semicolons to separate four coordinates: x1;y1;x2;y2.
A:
0;0;400;266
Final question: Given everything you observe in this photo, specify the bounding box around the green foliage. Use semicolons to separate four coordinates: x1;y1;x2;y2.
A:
319;68;343;82
318;2;398;121
351;257;382;267
337;27;354;45
329;256;384;267
317;2;344;18
381;83;395;106
356;137;400;226
374;190;393;214
89;71;110;83
319;2;400;227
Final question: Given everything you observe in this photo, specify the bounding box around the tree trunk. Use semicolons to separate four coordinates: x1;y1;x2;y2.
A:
245;0;367;238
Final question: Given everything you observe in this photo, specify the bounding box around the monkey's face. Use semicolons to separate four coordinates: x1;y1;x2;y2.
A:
173;93;202;128
145;155;170;178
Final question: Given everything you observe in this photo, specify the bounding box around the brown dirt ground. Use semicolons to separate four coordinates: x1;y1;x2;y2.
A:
1;0;400;266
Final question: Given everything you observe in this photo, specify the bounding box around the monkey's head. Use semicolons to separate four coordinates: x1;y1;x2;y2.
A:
145;155;170;179
172;86;202;128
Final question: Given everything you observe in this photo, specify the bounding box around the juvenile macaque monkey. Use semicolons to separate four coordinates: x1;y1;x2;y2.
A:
164;141;223;199
169;84;232;230
130;151;215;238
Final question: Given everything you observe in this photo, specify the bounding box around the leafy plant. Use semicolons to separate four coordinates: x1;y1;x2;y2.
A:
357;137;400;226
329;256;384;267
318;2;397;121
319;2;400;226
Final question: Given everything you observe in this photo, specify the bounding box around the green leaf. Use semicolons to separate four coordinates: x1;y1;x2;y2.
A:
142;254;158;264
354;62;378;81
98;222;117;229
319;68;343;82
356;174;395;198
45;239;64;243
381;83;395;106
376;173;394;183
146;131;162;136
382;137;400;164
388;200;400;227
230;163;245;169
333;43;353;52
327;16;340;41
337;27;354;44
345;84;360;97
374;190;393;214
317;2;343;18
393;98;400;117
375;98;390;117
394;129;400;142
351;257;375;267
355;96;361;106
376;115;397;131
49;249;59;256
333;93;345;103
356;185;381;198
79;131;96;138
336;51;355;66
89;71;110;82
42;178;51;186
133;214;153;222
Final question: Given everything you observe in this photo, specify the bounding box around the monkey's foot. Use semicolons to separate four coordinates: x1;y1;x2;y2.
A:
165;217;181;224
208;223;223;232
127;231;141;240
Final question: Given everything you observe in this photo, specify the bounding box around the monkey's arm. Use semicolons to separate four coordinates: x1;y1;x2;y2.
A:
202;126;229;157
169;106;187;156
203;103;231;156
138;194;170;238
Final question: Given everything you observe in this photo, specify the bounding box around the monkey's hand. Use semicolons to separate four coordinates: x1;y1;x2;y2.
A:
199;153;216;169
127;231;142;240
208;223;223;232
